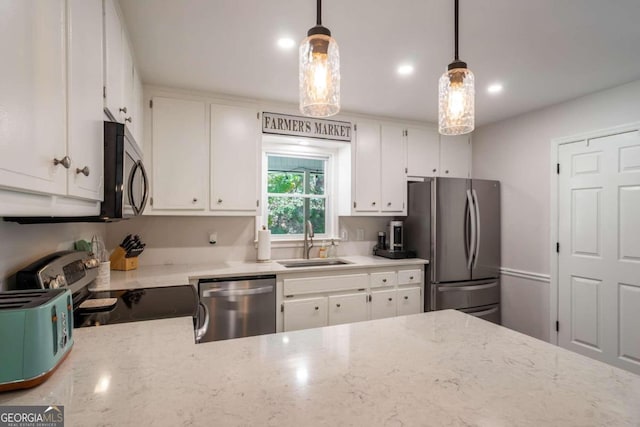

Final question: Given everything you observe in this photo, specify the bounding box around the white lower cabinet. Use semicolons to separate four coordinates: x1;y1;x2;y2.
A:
397;287;422;316
283;297;328;332
280;266;425;332
371;289;397;320
328;293;369;326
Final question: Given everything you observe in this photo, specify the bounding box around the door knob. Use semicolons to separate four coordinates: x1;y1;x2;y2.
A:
53;156;71;169
75;166;90;176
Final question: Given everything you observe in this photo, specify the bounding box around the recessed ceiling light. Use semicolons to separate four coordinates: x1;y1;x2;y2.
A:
397;64;414;76
487;83;503;94
277;37;295;50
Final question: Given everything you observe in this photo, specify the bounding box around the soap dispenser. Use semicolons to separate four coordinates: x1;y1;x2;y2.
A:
328;239;337;258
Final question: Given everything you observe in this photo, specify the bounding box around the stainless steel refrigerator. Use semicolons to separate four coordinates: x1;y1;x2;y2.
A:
405;178;501;324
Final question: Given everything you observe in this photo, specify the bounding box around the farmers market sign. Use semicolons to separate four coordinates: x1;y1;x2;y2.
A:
262;112;352;142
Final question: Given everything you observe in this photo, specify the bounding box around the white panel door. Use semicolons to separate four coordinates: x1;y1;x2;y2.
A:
210;104;259;212
0;0;67;196
103;0;124;121
380;125;406;213
353;121;380;212
440;134;471;178
328;293;368;326
67;0;104;201
283;297;328;332
558;130;640;374
406;127;440;177
370;289;397;320
151;97;207;210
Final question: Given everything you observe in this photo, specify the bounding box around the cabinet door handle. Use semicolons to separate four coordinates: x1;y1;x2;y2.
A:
372;201;376;206
125;117;133;123
336;303;341;308
75;166;90;176
119;107;128;114
410;276;414;280
217;199;223;204
53;156;71;169
382;278;387;283
432;168;437;173
314;306;319;311
445;170;449;174
387;202;391;207
388;297;393;301
404;296;409;300
192;198;198;203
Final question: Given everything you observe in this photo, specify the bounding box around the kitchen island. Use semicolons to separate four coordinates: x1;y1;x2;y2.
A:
1;310;638;426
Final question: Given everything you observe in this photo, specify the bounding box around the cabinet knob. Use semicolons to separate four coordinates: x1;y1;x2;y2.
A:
192;198;198;203
217;198;223;204
314;306;319;311
119;107;128;114
372;201;376;206
404;296;409;300
53;156;71;169
409;276;414;280
336;303;341;308
387;202;391;207
382;278;387;283
125;117;133;123
445;170;449;174
432;168;437;173
388;297;393;301
75;166;90;176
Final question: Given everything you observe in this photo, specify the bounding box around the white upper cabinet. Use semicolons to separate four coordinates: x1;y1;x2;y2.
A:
0;0;67;196
440;134;472;178
103;0;124;121
67;0;104;201
210;104;259;213
151;97;207;210
406;127;440;177
353;120;381;212
132;68;144;144
380;124;406;213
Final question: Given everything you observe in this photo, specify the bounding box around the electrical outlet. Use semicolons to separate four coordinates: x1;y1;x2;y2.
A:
356;228;365;241
209;233;218;245
340;229;348;241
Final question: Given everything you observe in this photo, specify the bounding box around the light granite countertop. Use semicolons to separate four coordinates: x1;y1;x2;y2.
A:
91;255;429;291
1;310;639;426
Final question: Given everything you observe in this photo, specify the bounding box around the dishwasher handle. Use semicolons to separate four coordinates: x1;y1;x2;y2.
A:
202;285;274;298
195;302;209;343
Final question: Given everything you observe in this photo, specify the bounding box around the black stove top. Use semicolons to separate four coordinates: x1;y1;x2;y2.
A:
74;285;198;328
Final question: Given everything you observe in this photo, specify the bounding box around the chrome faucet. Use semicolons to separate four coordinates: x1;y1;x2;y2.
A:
303;220;314;259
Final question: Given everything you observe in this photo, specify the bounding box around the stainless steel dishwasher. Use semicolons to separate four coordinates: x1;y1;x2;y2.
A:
195;275;276;343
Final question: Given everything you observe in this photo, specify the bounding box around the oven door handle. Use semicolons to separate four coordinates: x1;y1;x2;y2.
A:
202;286;274;298
195;302;210;343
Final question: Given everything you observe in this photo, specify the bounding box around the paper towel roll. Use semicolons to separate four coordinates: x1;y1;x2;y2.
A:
257;229;271;262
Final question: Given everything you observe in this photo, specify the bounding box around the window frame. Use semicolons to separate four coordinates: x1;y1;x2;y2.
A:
261;143;337;241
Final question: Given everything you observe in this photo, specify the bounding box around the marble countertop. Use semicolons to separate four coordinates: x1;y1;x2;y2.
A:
92;255;428;291
1;310;639;426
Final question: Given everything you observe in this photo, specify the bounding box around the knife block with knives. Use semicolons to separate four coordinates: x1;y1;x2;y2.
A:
110;234;146;271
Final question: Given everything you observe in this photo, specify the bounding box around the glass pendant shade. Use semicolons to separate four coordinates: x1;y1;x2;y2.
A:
438;67;475;135
299;33;340;117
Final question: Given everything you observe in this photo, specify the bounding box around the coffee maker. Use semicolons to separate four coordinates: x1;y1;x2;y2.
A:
388;221;404;252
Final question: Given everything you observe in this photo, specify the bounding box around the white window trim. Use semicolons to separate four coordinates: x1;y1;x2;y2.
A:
258;142;340;243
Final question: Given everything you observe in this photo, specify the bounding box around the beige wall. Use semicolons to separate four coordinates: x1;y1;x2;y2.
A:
472;79;640;341
0;221;106;290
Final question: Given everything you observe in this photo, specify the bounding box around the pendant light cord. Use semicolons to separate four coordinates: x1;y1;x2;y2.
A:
454;0;459;61
317;0;322;26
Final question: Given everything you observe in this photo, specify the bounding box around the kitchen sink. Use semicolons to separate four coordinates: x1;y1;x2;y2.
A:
278;259;351;268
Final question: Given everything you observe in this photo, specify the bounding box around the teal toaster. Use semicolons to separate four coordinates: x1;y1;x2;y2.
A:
0;289;73;392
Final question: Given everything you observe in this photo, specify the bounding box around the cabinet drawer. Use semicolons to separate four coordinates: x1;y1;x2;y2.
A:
370;271;397;288
370;289;397;320
436;280;500;310
397;287;421;316
328;293;368;326
283;297;328;332
398;269;422;285
283;273;369;296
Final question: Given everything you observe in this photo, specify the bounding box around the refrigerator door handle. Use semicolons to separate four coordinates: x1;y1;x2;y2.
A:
472;189;481;269
466;189;476;270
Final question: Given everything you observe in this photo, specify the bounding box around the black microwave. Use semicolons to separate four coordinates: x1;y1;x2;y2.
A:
5;122;148;223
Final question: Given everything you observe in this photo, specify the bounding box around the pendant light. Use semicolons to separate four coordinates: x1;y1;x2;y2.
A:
299;0;340;117
438;0;474;135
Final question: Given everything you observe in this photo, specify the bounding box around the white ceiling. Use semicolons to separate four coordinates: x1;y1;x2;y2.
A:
119;0;640;126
